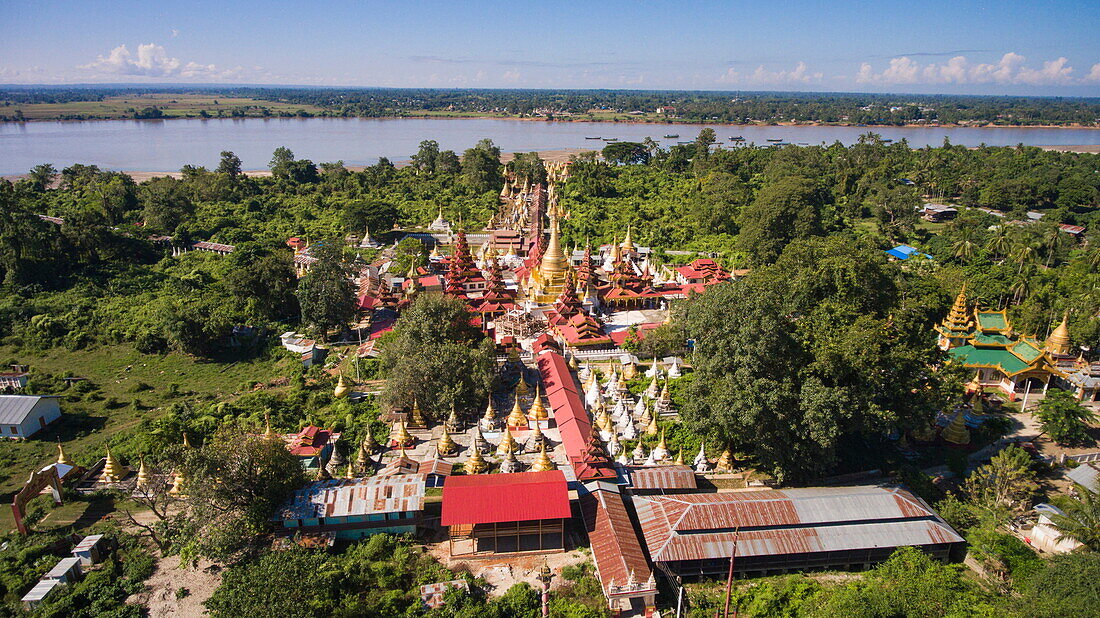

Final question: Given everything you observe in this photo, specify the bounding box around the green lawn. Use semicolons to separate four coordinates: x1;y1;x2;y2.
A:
0;343;293;533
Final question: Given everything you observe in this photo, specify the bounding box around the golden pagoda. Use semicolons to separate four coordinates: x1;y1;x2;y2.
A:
658;381;671;406
530;444;557;472
529;385;549;421
516;375;530;395
715;447;733;472
527;212;571;304
600;411;615;435
527;422;549;450
482;398;498;430
506;393;529;428
622;361;638;380
344;462;356;480
496;427;519;456
136;456;150;487
674;448;685;466
102;448;125;483
464;445;488;474
333;375;350;399
446;405;461;432
56;441;73;467
361;430;377;453
390;421;415;448
935;284;974;350
943;411;971;445
404;260;422;296
264;413;279;442
182;432;193;449
169;467;187;495
655;429;669;457
646;370;660;399
622;226;635;253
437;424;458;457
408;399;427;428
645;416;659;436
1045;312;1072;356
355;444;371;472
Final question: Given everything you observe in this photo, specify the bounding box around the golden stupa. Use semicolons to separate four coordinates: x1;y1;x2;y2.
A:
263;413;279;442
506;393;528;428
408;399;426;428
102;448;125;483
529;385;549;421
530;444;557;472
136;456;150;487
496;427;519;456
437;424;458;457
390;421;414;448
470;423;491;453
527;213;571;303
943;411;971;445
56;441;73;467
482;398;498;430
1046;312;1072;356
464;446;488;474
344;462;356;480
516;375;530;395
674;448;685;466
715;447;733;472
333;375;350;399
645;416;659;436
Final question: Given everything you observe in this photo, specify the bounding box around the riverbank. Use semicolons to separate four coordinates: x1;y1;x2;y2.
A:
1;148;597;183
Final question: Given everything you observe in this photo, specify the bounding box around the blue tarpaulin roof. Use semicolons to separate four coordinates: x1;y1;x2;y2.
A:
885;245;931;260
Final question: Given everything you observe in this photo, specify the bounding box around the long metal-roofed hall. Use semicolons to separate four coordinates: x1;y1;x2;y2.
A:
631;484;965;578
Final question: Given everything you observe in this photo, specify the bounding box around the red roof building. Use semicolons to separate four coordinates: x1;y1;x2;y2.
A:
442;470;571;556
537;351;615;482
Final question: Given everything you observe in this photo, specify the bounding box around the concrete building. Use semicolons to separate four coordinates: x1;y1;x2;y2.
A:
0;395;61;439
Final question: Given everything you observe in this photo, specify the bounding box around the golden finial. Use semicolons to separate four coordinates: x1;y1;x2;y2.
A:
344;462;355;480
646;416;659;436
264;413;278;442
657;429;668;452
674;448;685;466
56;441;73;467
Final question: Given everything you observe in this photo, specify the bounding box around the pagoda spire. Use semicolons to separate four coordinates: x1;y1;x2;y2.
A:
507;393;528;428
56;441;73;467
530;444;557;472
102;447;124;483
464;444;488;474
1045;311;1072;356
622;225;635;253
437;424;458;457
136;456;150;487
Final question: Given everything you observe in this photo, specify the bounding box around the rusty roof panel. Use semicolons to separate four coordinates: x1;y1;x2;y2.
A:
632;485;963;563
279;475;425;520
581;483;655;597
628;466;698;490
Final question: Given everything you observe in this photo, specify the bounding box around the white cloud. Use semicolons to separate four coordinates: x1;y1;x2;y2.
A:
1086;63;1100;83
501;69;521;82
720;61;822;86
78;43;239;79
856;52;1083;86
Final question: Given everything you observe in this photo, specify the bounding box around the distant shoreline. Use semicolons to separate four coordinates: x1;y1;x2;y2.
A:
2;114;1099;131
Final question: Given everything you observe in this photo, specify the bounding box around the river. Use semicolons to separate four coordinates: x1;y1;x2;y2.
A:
2;117;1098;175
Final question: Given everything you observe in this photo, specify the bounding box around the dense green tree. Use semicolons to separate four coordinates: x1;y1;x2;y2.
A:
268;146;296;178
963;445;1038;519
1035;390;1098;446
411;139;442;174
680;237;952;481
217;150;243;179
1017;552;1100;617
295;241;356;340
139;176;194;231
225;248;300;321
28;163;58;192
379;294;495;419
602;141;650;165
736;175;827;265
462;138;503;193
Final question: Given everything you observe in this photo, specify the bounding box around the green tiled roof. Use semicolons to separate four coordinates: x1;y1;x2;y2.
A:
973;333;1013;346
949;345;1032;376
1010;340;1043;363
976;312;1008;331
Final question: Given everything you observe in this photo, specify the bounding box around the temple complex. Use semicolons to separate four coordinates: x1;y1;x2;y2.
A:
936;286;1096;400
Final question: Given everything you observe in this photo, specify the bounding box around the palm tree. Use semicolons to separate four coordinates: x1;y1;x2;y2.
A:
1038;223;1066;267
952;228;979;262
986;226;1011;263
1011;241;1038;274
1050;485;1100;551
1010;269;1033;306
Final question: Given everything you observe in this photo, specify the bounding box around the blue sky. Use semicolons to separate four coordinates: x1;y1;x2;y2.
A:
2;0;1098;95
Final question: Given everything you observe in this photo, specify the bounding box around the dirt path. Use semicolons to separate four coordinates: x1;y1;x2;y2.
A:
127;555;222;618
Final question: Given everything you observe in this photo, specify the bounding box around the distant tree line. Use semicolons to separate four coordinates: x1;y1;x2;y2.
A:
2;86;1098;126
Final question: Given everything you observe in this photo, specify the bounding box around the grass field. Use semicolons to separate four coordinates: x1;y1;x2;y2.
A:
0;343;293;532
1;93;325;121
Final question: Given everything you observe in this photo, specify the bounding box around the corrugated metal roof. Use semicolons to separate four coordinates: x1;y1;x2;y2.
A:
628;466;698;490
279;475;424;520
581;483;655;598
0;395;50;425
21;579;62;603
72;535;104;553
44;557;81;579
634;485;964;563
441;470;570;526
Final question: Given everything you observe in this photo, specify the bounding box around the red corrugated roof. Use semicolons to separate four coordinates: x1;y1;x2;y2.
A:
537;351;615;481
441;470;570;526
